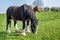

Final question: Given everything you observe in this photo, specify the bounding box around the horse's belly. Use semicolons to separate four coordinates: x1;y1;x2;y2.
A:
11;15;23;21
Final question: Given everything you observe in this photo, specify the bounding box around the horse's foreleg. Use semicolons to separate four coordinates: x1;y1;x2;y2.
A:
21;20;27;36
6;19;11;34
14;20;19;32
25;20;30;33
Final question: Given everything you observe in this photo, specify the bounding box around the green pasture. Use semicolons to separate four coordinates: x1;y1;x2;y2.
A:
0;12;60;40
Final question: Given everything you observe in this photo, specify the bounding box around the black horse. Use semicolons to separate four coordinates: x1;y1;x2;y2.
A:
6;4;38;36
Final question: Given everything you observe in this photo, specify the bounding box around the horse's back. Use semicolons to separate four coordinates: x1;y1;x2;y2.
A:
6;4;34;20
6;6;19;14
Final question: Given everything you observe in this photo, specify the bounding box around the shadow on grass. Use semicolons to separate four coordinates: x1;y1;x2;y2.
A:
0;32;7;40
0;31;22;40
7;32;21;36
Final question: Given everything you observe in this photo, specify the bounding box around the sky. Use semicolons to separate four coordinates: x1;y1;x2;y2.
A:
0;0;60;13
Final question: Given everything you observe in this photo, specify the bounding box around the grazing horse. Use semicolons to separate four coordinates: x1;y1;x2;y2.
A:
6;4;38;36
33;6;41;13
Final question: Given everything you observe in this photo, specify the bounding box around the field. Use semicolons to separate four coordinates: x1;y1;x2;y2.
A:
0;12;60;40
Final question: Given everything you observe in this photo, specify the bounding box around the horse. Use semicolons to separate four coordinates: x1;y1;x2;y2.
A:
33;6;41;13
6;4;38;36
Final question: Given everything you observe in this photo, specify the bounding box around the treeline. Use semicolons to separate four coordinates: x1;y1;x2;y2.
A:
41;7;60;12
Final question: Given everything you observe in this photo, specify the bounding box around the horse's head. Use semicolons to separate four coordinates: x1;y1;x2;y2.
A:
33;6;41;13
31;19;38;34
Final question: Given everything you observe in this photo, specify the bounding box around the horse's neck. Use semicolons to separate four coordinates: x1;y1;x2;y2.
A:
31;14;37;22
33;9;36;13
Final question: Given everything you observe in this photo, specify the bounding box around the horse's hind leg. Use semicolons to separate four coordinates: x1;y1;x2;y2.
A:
14;20;19;32
6;18;11;34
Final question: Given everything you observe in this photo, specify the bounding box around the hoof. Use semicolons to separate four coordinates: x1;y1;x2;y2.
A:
6;30;11;34
21;32;26;36
25;29;31;33
35;31;37;34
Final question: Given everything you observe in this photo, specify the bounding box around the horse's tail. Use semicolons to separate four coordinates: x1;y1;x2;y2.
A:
6;7;12;30
6;7;12;23
6;6;13;20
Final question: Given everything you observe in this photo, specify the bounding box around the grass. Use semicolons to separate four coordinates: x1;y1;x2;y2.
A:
0;12;60;40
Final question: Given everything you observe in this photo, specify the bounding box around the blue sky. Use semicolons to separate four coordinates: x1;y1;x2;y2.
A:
0;0;60;13
43;0;60;7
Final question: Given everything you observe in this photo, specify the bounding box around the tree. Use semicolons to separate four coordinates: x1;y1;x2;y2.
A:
32;0;44;8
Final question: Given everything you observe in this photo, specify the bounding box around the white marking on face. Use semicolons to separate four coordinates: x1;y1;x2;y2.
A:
35;26;38;34
6;24;11;34
14;24;19;32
